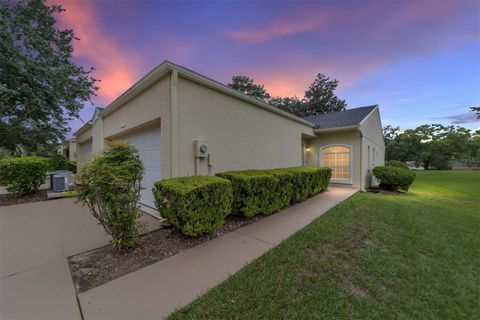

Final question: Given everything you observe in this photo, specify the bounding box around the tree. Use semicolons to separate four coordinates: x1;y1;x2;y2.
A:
269;96;303;116
227;75;270;102
302;73;346;116
386;124;480;170
470;106;480;119
0;0;98;154
383;125;401;146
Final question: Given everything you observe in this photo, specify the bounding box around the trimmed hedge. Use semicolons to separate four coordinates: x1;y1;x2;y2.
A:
386;160;409;170
217;166;332;217
0;156;50;195
216;170;281;217
153;176;233;236
372;166;416;191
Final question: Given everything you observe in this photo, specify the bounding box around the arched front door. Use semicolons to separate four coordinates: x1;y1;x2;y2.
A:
320;145;352;184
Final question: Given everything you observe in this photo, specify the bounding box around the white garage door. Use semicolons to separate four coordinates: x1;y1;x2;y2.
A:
118;125;161;212
78;140;92;165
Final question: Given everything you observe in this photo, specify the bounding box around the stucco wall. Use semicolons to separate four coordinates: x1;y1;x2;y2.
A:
77;138;92;166
360;108;385;188
76;126;92;168
68;141;77;161
91;117;104;154
101;75;171;179
304;130;362;188
175;76;314;177
76;126;92;144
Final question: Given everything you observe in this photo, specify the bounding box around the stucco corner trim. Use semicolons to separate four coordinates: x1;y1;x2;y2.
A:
170;69;179;178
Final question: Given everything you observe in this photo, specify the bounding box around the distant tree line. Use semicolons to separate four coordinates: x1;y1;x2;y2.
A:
384;124;480;170
227;74;346;117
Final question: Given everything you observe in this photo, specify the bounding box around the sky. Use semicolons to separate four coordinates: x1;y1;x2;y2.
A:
52;0;480;134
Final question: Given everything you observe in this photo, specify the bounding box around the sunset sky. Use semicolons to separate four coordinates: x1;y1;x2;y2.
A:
53;1;480;134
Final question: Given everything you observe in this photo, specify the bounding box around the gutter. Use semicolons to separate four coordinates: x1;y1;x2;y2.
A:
73;122;92;136
314;125;360;134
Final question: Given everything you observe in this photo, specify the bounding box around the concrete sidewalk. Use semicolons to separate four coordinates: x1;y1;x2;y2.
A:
79;186;358;319
0;198;158;319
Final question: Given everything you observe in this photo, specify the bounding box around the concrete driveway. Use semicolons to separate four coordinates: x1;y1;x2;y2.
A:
0;198;159;319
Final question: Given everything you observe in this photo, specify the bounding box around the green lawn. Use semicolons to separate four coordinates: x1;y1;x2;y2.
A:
169;171;480;319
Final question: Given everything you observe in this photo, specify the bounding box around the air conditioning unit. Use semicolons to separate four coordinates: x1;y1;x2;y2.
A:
51;171;75;192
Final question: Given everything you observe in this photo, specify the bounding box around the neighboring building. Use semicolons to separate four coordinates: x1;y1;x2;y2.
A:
75;61;385;217
57;139;77;162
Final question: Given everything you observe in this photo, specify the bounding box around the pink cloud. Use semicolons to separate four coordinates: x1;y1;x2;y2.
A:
51;1;140;104
227;14;328;43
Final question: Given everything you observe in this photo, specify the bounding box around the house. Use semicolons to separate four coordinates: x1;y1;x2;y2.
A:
75;61;384;217
57;139;77;162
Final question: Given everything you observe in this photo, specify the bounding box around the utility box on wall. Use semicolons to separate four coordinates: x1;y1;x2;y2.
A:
194;140;208;158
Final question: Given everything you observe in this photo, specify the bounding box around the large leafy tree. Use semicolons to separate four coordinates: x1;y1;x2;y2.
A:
0;0;98;154
227;75;270;102
301;73;346;116
228;73;346;117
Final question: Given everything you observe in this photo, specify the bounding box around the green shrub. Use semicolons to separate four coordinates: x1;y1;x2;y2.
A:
49;154;77;172
153;176;232;236
216;170;280;217
217;166;332;217
0;156;49;195
280;167;332;202
0;147;12;160
76;141;144;250
372;166;416;191
386;160;409;170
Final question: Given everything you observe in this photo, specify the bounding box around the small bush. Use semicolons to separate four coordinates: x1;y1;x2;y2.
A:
76;141;144;250
281;167;332;202
386;160;409;170
153;176;232;236
0;156;49;195
0;147;12;160
50;154;77;172
216;170;280;217
372;166;416;191
217;166;332;217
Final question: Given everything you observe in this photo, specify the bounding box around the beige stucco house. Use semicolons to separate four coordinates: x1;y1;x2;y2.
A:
57;139;77;162
75;61;384;217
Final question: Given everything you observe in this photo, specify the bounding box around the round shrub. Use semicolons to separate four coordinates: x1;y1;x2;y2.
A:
50;154;77;172
76;141;144;250
153;176;233;236
372;166;416;191
0;156;49;195
386;160;409;170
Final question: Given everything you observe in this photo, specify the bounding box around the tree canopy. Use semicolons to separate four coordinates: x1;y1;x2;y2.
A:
228;73;346;117
227;76;270;102
0;0;98;154
385;124;480;170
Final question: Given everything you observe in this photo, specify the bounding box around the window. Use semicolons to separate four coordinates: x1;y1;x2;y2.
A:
321;145;352;183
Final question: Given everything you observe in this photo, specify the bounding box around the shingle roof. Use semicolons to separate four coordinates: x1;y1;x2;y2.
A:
303;105;377;129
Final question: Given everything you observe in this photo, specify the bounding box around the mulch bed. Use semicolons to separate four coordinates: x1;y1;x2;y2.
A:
0;189;48;207
68;214;267;294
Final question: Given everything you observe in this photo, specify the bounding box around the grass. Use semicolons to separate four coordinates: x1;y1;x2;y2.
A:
169;171;480;319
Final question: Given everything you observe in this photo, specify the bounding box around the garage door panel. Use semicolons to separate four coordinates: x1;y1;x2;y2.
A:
117;125;161;213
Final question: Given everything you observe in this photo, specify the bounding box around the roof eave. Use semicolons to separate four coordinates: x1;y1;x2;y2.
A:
74;122;92;136
314;125;360;134
98;60;315;128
